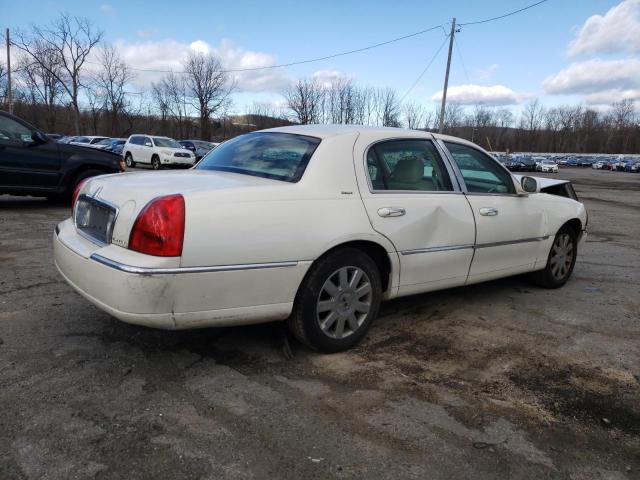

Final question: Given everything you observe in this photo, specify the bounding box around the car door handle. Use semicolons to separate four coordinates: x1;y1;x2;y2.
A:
479;207;499;216
378;207;406;217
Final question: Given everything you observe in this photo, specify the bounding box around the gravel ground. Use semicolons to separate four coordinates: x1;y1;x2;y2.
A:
1;168;639;479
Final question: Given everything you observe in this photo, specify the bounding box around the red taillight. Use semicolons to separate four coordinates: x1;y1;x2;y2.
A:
129;194;185;257
71;178;90;211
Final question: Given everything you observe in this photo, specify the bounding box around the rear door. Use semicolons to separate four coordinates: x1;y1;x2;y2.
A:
355;135;476;296
440;140;546;283
0;114;61;190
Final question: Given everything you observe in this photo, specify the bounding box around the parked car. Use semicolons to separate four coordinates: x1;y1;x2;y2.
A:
179;140;219;161
624;160;640;172
123;135;196;169
93;138;126;154
537;160;558;173
69;136;109;147
592;160;605;169
0;110;124;200
54;125;587;352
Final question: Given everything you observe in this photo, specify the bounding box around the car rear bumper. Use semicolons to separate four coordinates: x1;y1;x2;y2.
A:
54;218;310;329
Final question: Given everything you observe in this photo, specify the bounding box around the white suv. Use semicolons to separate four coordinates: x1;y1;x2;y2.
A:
123;135;196;169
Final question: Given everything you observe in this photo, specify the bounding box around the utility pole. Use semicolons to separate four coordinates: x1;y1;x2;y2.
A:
5;28;12;114
438;18;456;133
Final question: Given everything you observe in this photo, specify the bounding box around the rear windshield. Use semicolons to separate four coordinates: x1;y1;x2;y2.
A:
195;132;320;182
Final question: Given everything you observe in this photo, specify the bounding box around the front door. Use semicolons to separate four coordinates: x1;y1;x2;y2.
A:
355;136;476;296
0;115;61;190
441;141;546;283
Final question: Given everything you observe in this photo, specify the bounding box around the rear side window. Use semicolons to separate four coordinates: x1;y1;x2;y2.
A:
444;142;515;194
367;139;453;192
196;132;320;182
129;136;141;145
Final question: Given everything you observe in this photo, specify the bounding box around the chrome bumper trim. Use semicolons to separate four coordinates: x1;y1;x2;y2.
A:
90;253;298;275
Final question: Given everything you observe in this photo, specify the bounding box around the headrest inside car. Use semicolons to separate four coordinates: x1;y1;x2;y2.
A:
393;157;423;183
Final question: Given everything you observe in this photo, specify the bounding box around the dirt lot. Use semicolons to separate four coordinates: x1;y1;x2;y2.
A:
1;168;639;479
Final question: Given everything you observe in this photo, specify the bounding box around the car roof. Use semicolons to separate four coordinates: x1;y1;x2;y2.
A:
259;124;480;148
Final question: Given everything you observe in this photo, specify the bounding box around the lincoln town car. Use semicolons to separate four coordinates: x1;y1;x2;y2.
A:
54;125;587;352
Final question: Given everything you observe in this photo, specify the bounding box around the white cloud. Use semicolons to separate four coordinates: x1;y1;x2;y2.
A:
430;84;530;106
475;64;499;82
99;3;113;15
584;89;640;106
568;0;640;56
311;69;352;88
543;58;640;95
111;38;290;93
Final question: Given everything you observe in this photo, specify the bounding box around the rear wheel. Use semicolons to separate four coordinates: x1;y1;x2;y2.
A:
151;155;161;170
529;225;578;288
288;248;382;352
125;152;135;168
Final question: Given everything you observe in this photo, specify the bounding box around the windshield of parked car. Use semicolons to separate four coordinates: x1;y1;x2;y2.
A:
153;137;181;148
193;140;215;149
195;132;321;182
96;139;112;145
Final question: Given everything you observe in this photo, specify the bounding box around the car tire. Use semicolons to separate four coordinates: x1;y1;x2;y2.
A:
125;153;135;168
70;169;104;199
529;225;578;289
151;155;161;170
288;248;382;353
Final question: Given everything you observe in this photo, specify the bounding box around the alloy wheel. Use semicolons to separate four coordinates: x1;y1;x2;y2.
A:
550;233;574;281
316;266;372;339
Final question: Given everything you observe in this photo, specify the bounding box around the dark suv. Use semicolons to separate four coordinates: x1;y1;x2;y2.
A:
0;111;124;200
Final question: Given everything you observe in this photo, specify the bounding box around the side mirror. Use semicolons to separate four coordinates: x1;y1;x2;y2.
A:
521;176;540;193
28;131;48;146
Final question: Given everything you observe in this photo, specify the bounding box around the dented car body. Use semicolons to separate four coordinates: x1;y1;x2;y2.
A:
54;125;587;351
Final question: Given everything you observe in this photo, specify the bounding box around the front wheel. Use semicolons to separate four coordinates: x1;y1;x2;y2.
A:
288;248;382;352
151;156;161;170
529;225;578;288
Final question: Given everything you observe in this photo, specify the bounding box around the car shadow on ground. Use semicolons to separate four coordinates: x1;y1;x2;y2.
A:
69;275;532;364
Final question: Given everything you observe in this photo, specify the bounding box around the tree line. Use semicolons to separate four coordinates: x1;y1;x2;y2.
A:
0;13;638;153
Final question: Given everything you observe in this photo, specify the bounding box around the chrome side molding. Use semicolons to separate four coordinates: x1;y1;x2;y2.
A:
90;253;298;275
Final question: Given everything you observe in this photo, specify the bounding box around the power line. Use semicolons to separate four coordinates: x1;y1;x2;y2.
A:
399;35;449;103
453;36;470;84
458;0;549;26
85;24;447;75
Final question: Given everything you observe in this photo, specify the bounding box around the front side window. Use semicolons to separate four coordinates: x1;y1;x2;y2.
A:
444;142;515;194
153;137;181;148
196;132;320;182
0;115;33;143
367;139;453;192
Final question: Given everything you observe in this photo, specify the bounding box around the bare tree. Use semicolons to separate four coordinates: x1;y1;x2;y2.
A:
15;41;62;131
374;88;400;127
402;102;425;130
0;60;6;106
13;14;103;134
95;45;132;136
284;78;324;124
183;52;233;140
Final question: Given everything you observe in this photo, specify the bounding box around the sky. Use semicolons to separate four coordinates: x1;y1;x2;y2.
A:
3;0;640;114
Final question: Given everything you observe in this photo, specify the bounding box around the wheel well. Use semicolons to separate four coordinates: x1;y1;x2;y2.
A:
318;241;392;293
66;165;111;194
152;154;159;160
561;218;582;236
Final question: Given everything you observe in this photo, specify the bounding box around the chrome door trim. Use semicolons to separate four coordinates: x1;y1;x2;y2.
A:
90;253;298;275
399;236;549;256
401;244;475;255
474;235;549;249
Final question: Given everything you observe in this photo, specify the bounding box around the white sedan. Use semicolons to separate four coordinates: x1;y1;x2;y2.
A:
538;160;559;173
54;125;587;352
